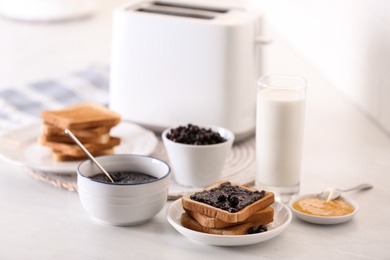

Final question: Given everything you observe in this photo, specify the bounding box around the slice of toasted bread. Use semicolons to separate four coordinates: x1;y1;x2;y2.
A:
40;103;121;130
39;132;110;144
39;136;121;157
52;148;114;162
41;123;111;138
182;181;275;223
185;206;274;229
180;212;273;235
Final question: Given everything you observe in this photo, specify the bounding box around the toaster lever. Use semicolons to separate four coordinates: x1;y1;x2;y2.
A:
255;35;273;44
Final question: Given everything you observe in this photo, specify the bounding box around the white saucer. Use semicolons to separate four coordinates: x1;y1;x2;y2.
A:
289;194;359;225
0;122;158;174
166;199;292;246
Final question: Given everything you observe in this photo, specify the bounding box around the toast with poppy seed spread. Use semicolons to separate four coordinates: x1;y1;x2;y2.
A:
181;181;275;224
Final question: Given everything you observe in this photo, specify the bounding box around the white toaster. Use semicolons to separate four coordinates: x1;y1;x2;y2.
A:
109;0;264;140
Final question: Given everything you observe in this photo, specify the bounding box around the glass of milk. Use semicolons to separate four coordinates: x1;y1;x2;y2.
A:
256;74;306;204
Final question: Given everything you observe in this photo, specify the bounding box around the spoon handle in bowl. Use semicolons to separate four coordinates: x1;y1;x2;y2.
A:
65;129;115;183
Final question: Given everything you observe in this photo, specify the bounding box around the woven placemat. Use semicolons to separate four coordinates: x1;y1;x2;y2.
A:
27;136;256;200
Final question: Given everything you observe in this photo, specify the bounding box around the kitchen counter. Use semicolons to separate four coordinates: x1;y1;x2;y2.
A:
0;1;389;259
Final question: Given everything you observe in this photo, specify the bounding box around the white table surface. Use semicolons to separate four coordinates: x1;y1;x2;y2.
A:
0;1;389;259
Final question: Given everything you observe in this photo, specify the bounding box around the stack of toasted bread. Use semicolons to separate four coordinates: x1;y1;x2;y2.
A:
181;181;275;235
38;103;121;162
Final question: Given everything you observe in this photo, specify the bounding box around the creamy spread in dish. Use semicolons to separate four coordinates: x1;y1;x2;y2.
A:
292;197;355;217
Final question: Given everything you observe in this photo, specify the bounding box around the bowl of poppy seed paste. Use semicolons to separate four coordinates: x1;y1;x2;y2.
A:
77;154;170;226
162;124;234;187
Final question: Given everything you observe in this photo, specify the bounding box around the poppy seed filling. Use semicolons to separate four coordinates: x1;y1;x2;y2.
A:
189;182;265;213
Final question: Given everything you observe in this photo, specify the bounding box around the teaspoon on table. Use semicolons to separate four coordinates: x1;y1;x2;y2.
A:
65;129;115;183
318;183;373;201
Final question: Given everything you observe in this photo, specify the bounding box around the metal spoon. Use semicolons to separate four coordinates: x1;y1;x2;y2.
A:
65;129;115;183
318;183;373;201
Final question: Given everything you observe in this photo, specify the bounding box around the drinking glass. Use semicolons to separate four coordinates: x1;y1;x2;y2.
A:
256;74;306;203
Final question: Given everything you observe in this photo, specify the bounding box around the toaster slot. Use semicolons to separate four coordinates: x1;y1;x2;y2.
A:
153;2;229;13
137;7;215;19
135;1;230;20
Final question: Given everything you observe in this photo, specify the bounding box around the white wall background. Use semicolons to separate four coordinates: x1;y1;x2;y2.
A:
248;0;390;135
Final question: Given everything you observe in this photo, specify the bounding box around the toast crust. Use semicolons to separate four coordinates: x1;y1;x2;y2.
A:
180;211;273;235
185;206;274;229
182;181;275;223
41;123;111;138
52;148;114;162
39;132;110;144
39;136;121;157
40;103;120;130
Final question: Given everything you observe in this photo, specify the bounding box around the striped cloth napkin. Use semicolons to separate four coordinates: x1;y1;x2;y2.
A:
0;64;110;134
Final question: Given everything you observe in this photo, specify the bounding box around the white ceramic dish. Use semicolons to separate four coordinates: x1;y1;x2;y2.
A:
167;199;292;246
0;121;158;174
77;154;170;226
289;194;359;225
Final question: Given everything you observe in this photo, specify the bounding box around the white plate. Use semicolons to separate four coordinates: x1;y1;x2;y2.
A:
166;199;292;246
0;121;158;174
289;194;359;225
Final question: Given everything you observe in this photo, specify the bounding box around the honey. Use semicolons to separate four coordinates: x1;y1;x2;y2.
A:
292;197;355;217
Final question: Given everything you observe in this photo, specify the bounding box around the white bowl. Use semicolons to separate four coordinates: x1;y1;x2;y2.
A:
162;125;234;187
77;154;170;226
82;198;167;226
78;188;167;205
289;194;359;225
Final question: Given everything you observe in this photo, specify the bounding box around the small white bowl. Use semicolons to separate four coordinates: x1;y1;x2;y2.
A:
289;194;359;225
77;154;170;226
162;125;234;187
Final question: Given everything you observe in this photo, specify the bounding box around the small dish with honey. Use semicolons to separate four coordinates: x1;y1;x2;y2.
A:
289;194;358;225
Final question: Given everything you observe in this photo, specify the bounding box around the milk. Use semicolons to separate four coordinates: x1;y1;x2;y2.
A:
256;88;305;187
